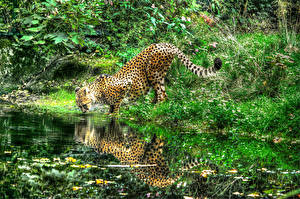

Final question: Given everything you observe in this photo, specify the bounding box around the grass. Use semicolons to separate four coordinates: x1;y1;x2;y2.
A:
121;86;299;137
33;89;79;114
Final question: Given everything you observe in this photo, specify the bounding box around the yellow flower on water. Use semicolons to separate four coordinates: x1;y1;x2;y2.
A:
95;179;114;185
227;169;238;174
263;81;267;86
201;173;208;178
247;192;260;197
96;179;104;184
84;164;92;168
72;186;82;191
66;157;76;163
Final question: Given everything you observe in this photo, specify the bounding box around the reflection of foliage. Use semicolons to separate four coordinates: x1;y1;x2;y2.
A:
0;131;299;198
0;106;299;198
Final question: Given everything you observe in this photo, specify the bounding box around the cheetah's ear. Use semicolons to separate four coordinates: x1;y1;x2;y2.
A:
75;87;80;93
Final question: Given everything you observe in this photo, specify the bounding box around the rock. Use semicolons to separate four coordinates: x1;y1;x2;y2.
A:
0;89;40;105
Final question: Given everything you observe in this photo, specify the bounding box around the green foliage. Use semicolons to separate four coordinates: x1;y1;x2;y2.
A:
12;0;98;49
0;0;200;86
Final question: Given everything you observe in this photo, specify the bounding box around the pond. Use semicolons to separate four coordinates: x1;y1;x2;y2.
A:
0;104;299;198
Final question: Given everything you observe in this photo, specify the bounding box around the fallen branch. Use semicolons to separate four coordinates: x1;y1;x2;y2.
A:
23;54;75;89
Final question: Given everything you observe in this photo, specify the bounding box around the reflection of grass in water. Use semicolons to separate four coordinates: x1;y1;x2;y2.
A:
125;116;299;171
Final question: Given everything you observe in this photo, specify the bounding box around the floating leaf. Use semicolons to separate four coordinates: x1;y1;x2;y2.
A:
31;20;39;25
35;40;46;45
66;157;76;163
26;26;44;32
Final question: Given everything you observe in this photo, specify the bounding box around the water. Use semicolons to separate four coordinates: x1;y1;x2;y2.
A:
0;104;299;198
0;105;75;154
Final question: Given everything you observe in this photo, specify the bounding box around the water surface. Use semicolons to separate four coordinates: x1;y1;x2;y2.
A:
0;104;299;198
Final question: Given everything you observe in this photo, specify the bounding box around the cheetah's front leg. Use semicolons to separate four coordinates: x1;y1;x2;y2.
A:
109;102;122;115
106;79;132;115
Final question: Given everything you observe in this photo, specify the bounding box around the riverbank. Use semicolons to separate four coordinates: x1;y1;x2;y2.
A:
1;83;299;145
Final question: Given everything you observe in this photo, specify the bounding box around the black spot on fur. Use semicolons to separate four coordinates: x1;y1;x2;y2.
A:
214;58;222;70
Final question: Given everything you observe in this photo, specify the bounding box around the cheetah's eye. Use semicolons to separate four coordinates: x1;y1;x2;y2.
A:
82;104;88;109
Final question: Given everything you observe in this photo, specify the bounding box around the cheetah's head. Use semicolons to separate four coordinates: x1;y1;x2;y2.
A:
75;87;94;113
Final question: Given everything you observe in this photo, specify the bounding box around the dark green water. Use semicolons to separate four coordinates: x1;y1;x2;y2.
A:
0;106;75;154
0;104;299;198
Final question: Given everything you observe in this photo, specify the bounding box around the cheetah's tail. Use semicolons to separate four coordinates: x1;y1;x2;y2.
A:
181;157;219;173
174;45;222;78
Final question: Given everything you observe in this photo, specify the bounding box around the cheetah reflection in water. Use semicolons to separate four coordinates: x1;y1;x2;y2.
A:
74;118;217;188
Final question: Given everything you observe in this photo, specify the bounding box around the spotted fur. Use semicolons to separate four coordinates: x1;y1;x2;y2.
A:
75;43;222;114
